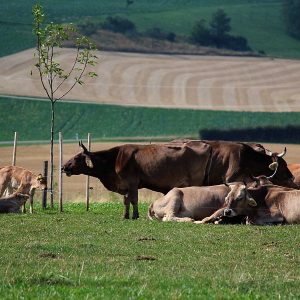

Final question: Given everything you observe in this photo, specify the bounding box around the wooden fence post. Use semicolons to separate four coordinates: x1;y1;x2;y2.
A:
59;132;63;212
12;131;18;166
86;133;91;211
42;161;48;209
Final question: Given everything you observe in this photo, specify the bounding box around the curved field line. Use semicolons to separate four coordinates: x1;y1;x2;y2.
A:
1;48;300;112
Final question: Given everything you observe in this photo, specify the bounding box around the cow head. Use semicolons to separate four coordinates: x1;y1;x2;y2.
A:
259;146;297;188
223;182;257;217
33;174;47;190
271;157;298;188
247;175;273;188
62;141;93;177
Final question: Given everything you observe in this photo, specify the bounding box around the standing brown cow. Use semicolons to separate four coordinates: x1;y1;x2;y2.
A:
0;166;47;213
62;140;295;219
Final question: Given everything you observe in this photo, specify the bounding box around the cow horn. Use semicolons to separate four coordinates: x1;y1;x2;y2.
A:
79;140;88;153
267;162;278;179
268;161;278;171
277;147;287;158
265;149;273;156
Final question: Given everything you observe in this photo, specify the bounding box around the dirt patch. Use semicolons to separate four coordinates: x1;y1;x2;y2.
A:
136;255;156;261
39;252;58;259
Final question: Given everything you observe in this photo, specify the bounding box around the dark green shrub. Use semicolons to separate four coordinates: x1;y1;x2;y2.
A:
101;16;136;34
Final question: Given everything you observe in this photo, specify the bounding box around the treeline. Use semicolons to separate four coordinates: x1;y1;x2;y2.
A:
200;126;300;144
78;16;177;43
78;9;251;52
283;0;300;40
190;9;251;51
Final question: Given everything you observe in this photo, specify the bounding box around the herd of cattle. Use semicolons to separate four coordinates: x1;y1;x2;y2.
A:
1;139;300;225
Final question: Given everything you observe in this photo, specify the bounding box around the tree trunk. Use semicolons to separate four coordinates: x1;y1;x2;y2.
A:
50;101;55;207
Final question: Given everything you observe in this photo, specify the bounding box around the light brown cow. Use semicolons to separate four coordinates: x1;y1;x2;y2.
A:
222;183;300;225
288;163;300;186
148;182;251;223
0;166;47;213
0;193;29;213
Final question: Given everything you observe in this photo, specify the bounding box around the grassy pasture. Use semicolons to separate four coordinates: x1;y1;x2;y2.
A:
1;0;300;58
0;202;299;299
1;96;300;143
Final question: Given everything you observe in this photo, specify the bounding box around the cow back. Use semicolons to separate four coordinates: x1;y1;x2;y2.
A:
115;142;212;194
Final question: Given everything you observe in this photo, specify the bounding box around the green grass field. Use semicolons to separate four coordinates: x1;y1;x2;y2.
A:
1;96;300;143
0;202;299;299
1;0;300;58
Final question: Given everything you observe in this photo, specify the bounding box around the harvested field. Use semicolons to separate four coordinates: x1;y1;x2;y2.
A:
0;142;299;203
1;49;300;111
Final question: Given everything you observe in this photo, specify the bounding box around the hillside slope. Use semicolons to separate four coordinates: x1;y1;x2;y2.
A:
1;0;300;58
1;49;300;112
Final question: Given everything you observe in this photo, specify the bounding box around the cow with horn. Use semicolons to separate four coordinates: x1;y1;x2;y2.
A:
62;139;296;219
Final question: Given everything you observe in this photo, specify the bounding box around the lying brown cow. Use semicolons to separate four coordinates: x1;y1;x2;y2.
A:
148;183;251;223
0;166;47;213
62;140;295;219
0;193;29;213
221;181;300;225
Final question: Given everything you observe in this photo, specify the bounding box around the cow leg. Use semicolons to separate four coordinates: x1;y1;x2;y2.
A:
163;189;184;221
22;203;26;214
29;190;35;214
123;195;130;219
163;216;194;222
129;189;139;220
0;180;8;197
194;207;226;224
29;195;33;214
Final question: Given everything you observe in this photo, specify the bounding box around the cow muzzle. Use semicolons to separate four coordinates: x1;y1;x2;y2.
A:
223;208;237;217
61;166;72;177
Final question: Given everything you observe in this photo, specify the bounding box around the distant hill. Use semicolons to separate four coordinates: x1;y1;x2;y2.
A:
1;0;300;58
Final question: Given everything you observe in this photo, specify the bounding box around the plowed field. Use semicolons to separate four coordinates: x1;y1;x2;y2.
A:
1;48;300;111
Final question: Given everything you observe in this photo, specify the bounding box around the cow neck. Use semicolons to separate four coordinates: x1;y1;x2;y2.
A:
247;185;269;216
242;144;275;177
88;147;120;191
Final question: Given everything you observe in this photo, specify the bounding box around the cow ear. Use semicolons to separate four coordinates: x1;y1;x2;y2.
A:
115;146;136;175
248;198;257;207
85;156;93;168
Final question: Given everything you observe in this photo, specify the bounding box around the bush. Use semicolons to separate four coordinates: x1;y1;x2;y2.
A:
190;19;212;46
101;16;136;34
78;21;99;36
223;35;251;51
145;27;176;42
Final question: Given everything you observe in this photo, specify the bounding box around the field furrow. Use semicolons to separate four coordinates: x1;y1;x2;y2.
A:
1;48;300;111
